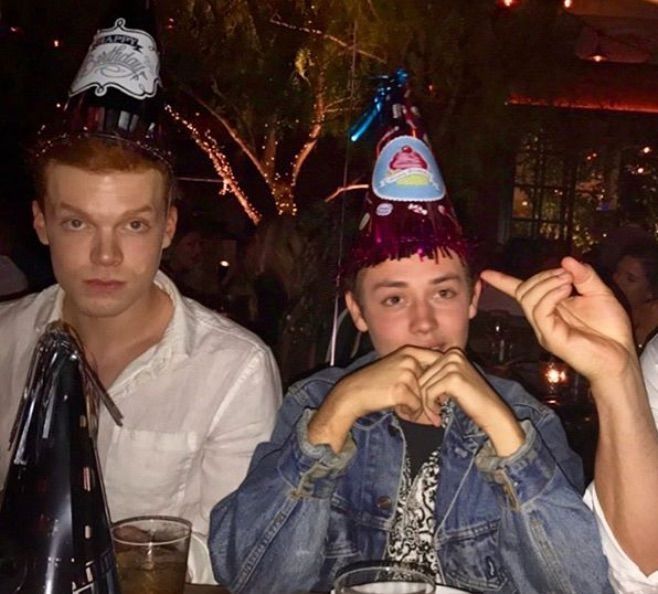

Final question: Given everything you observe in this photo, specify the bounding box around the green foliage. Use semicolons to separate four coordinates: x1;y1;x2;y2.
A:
161;1;575;212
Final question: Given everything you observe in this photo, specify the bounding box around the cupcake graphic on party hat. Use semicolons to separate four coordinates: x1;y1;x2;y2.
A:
344;70;466;276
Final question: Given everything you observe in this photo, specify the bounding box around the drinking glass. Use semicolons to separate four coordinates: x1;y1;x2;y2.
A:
487;310;512;365
111;515;191;594
334;563;435;594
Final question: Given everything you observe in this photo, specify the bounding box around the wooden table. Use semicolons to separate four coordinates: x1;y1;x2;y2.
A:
185;584;230;594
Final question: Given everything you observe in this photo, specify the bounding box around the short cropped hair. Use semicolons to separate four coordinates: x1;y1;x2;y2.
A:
341;249;477;302
32;137;174;208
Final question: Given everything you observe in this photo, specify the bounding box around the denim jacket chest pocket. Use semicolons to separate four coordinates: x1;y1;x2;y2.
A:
324;422;401;561
436;518;510;592
325;493;360;557
435;435;511;592
103;427;200;518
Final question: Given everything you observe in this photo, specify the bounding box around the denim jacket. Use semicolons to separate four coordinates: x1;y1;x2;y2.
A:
210;354;612;594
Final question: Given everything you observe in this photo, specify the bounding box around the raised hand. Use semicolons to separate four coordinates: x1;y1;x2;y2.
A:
419;347;525;456
308;346;442;452
480;257;635;383
310;345;524;457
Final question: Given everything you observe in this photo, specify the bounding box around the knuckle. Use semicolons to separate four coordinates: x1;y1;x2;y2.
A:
399;368;414;382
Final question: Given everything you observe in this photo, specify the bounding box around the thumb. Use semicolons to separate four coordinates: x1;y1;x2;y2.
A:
561;256;610;296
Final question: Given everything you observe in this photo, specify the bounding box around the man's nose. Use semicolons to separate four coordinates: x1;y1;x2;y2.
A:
410;301;438;334
90;230;123;266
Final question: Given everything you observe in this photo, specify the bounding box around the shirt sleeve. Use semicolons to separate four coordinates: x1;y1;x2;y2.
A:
640;337;658;422
582;339;658;594
208;380;358;594
188;345;282;583
584;483;658;594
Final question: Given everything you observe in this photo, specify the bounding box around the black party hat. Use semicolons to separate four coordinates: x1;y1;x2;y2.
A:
33;1;172;167
0;322;123;593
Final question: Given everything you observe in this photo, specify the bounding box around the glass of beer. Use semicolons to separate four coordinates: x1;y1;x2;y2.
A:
112;515;191;594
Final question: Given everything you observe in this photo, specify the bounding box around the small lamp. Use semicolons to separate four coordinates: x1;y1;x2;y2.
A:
541;357;569;396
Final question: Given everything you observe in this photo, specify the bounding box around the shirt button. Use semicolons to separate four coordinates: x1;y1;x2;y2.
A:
376;496;392;510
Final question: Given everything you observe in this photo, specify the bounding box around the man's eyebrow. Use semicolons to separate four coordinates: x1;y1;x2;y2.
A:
371;274;462;291
429;273;462;285
57;202;155;216
371;280;408;290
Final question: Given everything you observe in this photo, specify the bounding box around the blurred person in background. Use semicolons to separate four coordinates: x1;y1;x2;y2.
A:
0;206;28;300
612;239;658;350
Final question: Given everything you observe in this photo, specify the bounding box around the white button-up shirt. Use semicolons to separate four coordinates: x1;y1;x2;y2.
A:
584;336;658;593
0;272;282;583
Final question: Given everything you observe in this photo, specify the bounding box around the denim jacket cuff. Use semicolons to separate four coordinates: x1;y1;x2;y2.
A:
475;419;556;509
277;408;356;498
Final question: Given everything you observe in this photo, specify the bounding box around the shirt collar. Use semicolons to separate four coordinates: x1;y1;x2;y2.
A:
35;271;195;390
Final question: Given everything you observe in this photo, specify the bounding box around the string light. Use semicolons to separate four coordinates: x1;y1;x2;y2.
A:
52;39;61;48
563;0;572;8
642;146;652;154
165;105;261;224
587;34;607;63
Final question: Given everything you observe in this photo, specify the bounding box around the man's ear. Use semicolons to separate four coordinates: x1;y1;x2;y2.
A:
32;201;49;246
469;278;482;320
162;204;177;250
345;291;369;333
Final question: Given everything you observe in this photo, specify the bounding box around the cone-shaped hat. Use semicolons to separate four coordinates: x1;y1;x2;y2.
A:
344;70;467;278
0;322;123;593
33;1;171;167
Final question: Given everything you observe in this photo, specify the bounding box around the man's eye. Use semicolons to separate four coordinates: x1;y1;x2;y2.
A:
437;289;456;299
63;219;84;230
127;220;148;231
382;295;402;306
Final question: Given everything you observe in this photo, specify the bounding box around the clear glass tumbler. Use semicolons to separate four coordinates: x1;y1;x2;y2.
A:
334;563;435;594
112;515;191;594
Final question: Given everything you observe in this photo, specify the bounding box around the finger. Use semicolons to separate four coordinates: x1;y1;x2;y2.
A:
479;269;522;297
519;273;573;316
419;354;463;405
392;347;431;378
422;378;452;408
561;257;612;297
394;403;423;422
515;268;569;306
399;345;444;369
420;377;451;427
418;347;465;385
394;383;424;418
530;282;573;342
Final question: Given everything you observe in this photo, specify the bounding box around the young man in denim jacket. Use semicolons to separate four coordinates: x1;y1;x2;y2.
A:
209;84;612;593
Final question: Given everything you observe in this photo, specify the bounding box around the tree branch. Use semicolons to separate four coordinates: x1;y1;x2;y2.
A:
179;85;274;188
291;68;326;189
269;15;386;64
324;183;368;203
165;105;261;224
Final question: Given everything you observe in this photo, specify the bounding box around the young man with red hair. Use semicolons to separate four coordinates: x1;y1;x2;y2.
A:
0;13;280;584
